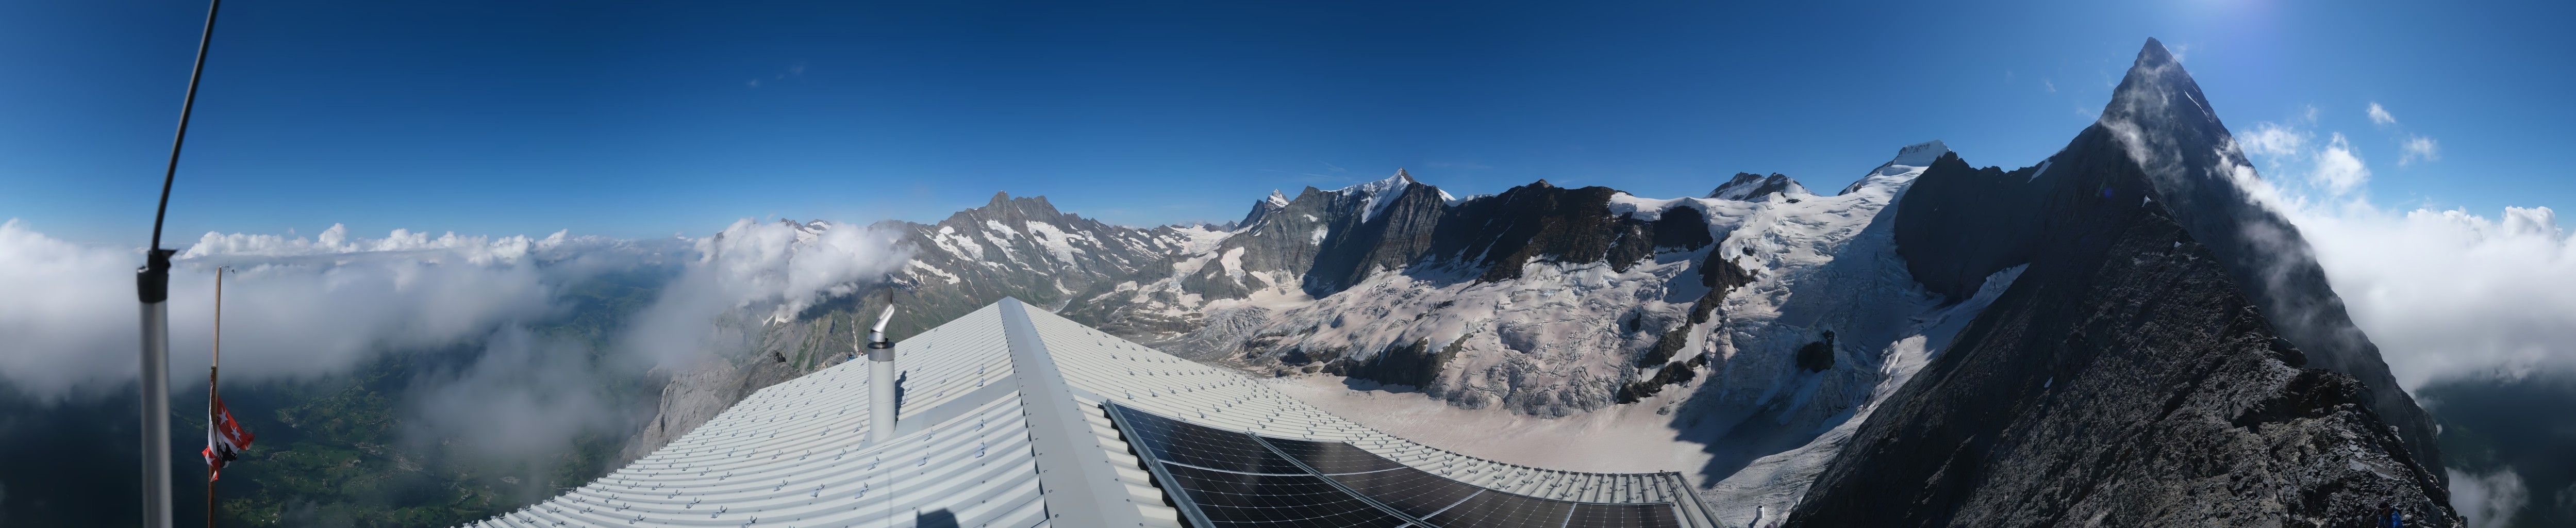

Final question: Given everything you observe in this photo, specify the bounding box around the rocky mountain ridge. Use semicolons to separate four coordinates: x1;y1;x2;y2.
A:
1786;38;2455;526
631;143;2033;524
620;39;2454;527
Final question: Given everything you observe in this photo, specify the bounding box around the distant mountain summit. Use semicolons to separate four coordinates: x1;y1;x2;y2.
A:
1707;172;1807;201
1787;38;2454;527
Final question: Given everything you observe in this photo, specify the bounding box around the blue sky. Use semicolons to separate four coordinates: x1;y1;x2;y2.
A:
3;0;2569;243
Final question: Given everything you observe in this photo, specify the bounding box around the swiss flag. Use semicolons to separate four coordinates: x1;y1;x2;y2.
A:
203;394;254;481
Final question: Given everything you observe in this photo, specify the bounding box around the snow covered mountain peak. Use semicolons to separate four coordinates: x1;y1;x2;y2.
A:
1337;168;1453;223
1334;169;1412;193
1824;140;1954;195
1888;140;1950;169
1264;189;1291;207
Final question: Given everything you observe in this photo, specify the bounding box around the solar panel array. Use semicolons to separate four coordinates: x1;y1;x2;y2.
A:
1111;403;1687;528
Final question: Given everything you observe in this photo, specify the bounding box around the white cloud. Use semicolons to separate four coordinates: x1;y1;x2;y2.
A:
2311;133;2370;194
617;219;912;367
2225;112;2576;392
2289;205;2576;389
0;216;910;491
0;220;162;399
746;61;807;89
2450;468;2528;528
2560;484;2576;519
2353;103;2437;167
2401;135;2441;166
0;220;580;400
0;215;911;398
2238;122;2311;159
403;325;635;493
2043;79;2057;93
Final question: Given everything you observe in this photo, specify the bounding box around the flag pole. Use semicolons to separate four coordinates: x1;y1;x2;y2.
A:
140;1;221;527
207;266;222;528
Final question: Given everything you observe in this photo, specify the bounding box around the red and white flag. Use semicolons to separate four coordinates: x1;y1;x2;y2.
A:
203;394;254;481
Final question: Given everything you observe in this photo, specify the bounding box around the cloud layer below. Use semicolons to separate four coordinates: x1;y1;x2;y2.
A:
0;217;910;400
2451;468;2529;528
0;214;915;510
2228;107;2576;391
2;221;569;399
618;219;912;368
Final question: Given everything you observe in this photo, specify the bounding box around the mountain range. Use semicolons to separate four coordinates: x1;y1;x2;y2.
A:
625;39;2457;526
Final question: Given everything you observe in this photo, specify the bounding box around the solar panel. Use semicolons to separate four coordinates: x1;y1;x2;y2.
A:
1421;489;1580;527
1566;503;1683;528
1260;437;1413;474
1156;464;1412;527
1318;466;1485;520
1107;403;1693;528
1115;402;1310;475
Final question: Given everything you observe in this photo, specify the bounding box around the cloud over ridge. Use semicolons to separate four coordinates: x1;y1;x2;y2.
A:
2227;116;2576;391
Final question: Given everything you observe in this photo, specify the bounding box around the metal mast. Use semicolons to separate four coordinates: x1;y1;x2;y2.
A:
206;267;225;528
140;1;222;526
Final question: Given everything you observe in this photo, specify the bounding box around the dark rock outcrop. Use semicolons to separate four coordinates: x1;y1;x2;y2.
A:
1423;180;1713;282
1615;358;1702;404
1237;191;1287;229
1708;172;1809;201
1888;38;2439;476
1893;153;2055;300
2100;44;2440;471
1195;170;1453;298
1788;39;2455;527
1926;36;2442;474
1429;180;1626;282
1304;173;1451;295
1326;336;1467;391
1793;331;1835;372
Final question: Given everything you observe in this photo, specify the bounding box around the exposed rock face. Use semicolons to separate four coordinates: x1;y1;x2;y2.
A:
1789;39;2454;527
1708;172;1810;201
1908;38;2437;476
1892;152;2053;300
1236;190;1288;230
616;345;802;465
2102;44;2441;473
1428;181;1700;282
1300;171;1452;295
1792;332;1835;372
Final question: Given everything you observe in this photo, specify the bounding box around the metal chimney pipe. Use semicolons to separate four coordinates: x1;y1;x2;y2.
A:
863;302;898;442
867;337;895;441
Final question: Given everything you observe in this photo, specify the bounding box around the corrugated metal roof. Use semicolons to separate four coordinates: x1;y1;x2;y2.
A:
464;299;1714;528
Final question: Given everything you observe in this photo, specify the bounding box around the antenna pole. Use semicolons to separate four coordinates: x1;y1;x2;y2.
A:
206;267;222;528
141;1;221;527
